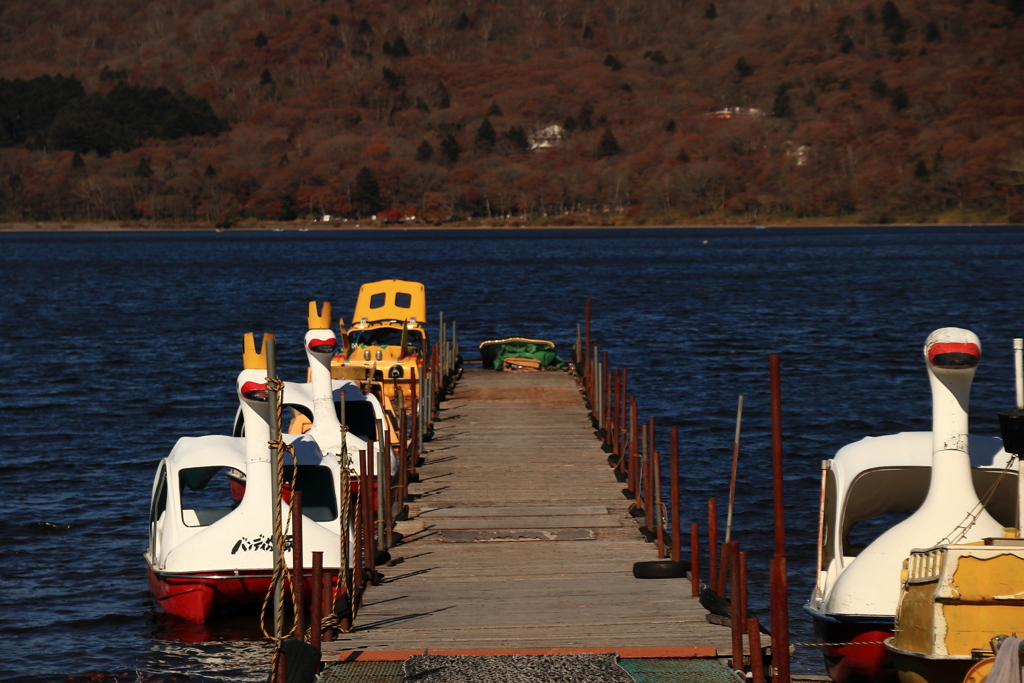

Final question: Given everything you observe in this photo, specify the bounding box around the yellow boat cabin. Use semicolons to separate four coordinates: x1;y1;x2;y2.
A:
332;280;429;396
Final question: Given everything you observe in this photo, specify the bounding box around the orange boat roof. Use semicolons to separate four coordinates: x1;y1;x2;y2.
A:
352;279;426;324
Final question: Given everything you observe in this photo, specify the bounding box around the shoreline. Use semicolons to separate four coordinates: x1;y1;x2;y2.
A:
1;220;1021;233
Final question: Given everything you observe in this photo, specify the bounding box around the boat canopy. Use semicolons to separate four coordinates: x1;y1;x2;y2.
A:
823;432;1015;569
352;279;426;324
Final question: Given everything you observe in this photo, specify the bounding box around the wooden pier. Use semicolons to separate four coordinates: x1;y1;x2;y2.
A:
322;368;737;659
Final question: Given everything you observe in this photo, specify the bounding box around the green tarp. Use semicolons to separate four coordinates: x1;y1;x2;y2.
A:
489;342;564;371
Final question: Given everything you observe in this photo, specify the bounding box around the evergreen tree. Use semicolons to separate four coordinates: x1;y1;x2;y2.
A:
583;24;593;39
71;151;85;168
352;166;382;215
771;84;793;118
456;12;469;30
255;32;268;48
328;13;339;26
357;18;372;34
440;134;460;163
204;164;217;178
924;20;941;43
705;3;717;19
735;56;753;78
487;100;503;117
596;129;621;159
383;68;405;90
416;139;433;162
437;82;451;109
891;86;910;112
260;69;273;85
390;36;410;57
475;118;497;152
563;116;577;133
578;104;594;130
134;156;154;178
504;126;529;153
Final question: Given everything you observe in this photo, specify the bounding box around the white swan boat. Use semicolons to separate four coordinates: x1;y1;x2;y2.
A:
145;333;344;623
804;328;1016;683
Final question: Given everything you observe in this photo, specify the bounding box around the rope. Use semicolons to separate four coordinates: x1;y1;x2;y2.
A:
938;455;1016;545
260;377;298;644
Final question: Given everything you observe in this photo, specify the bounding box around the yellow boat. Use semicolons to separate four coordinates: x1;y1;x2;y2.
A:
331;279;428;403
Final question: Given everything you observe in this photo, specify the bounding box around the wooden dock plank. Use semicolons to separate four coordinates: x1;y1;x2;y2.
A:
322;369;736;658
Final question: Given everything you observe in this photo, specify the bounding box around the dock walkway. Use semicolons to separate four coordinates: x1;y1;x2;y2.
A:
322;368;734;658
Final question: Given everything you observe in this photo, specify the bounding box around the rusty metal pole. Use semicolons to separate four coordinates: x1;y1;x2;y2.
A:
409;369;419;480
769;353;790;683
690;523;700;597
585;297;591;368
354;450;366;594
383;425;393;549
708;498;718;593
730;544;743;670
739;550;749;649
771;556;791;683
770;354;786;557
612;369;620;454
276;649;287;683
618;369;628;469
364;439;377;574
602;351;610;444
654;450;664;557
310;551;323;649
629;398;639;496
718;540;732;604
748;618;764;683
291;490;305;640
398;404;408;503
326;570;339;638
643;423;654;533
670;427;681;563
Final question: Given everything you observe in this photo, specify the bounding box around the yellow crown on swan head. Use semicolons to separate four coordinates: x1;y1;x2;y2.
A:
307;301;332;330
242;332;274;370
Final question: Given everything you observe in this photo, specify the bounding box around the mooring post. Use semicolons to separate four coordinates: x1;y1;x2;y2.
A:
629;398;639;496
769;353;790;683
643;423;654;533
718;540;732;604
324;570;338;639
310;551;323;649
770;355;786;556
355;449;367;594
690;523;700;597
584;297;591;368
670;427;681;562
291;490;305;640
708;498;718;593
266;337;285;643
383;423;393;549
770;556;791;683
654;450;665;557
602;351;610;443
365;438;377;573
730;543;743;670
748;618;764;683
619;369;628;467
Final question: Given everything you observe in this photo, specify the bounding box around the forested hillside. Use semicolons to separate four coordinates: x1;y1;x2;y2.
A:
1;0;1023;225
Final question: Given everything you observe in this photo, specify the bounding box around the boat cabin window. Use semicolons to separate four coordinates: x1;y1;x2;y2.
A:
369;293;386;309
834;466;1019;559
283;465;337;521
179;466;243;527
395;292;412;308
341;401;377;441
349;328;422;350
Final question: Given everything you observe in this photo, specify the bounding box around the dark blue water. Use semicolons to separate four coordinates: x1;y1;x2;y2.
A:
2;226;1023;682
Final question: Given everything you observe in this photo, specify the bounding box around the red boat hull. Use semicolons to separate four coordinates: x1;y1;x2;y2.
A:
810;611;896;683
148;566;338;623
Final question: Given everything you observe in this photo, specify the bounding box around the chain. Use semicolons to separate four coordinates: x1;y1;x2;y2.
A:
790;641;888;647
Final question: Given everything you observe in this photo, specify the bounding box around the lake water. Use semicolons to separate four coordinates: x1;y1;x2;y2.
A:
2;226;1023;682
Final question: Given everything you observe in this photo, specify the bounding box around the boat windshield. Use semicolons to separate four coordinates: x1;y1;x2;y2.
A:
349;328;422;350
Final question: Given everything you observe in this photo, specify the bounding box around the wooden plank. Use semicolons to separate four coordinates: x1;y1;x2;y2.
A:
419;505;609;517
425;515;620;529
